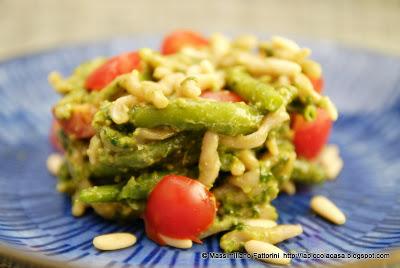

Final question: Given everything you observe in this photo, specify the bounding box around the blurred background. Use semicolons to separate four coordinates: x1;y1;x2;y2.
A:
0;0;400;60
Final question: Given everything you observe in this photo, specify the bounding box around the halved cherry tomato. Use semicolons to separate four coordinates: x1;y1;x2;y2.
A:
161;30;208;55
144;175;216;243
293;108;332;159
49;119;64;152
56;104;97;139
309;77;324;93
200;90;243;102
85;52;140;91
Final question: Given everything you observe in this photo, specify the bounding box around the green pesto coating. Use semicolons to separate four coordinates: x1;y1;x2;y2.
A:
291;159;326;184
128;99;263;136
219;152;239;172
213;180;279;219
63;136;91;182
90;133;195;177
226;68;283;112
98;126;139;152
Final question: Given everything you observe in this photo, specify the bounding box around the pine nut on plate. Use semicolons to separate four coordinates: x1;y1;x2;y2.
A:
93;233;137;251
310;195;346;225
244;240;291;265
159;234;193;249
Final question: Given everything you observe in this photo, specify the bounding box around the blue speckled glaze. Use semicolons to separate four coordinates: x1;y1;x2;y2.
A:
0;36;399;268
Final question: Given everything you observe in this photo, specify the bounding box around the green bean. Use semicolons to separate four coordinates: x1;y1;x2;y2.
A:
291;159;326;184
226;68;283;112
80;185;121;203
129;99;263;136
119;171;168;200
80;170;193;203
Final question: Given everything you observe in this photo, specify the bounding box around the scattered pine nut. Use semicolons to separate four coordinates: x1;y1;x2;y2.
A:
310;195;346;225
245;240;291;265
159;234;193;249
242;219;277;228
93;233;137;251
46;153;64;175
268;224;303;244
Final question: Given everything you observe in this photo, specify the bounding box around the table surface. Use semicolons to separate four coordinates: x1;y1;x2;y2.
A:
0;0;400;61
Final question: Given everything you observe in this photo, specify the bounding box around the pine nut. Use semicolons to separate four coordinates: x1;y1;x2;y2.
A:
310;195;346;225
46;153;64;175
245;240;291;265
93;233;137;251
159;234;193;249
268;224;303;244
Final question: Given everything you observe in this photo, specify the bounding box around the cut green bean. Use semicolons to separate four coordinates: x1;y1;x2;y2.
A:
226;68;283;112
303;104;317;121
128;99;263;136
80;170;192;203
119;171;168;200
80;185;121;203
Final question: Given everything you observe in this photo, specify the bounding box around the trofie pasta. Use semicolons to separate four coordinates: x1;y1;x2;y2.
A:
48;30;343;256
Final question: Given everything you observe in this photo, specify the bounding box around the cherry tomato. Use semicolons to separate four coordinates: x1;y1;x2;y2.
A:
144;175;216;243
49;119;64;152
200;90;243;102
161;30;208;55
309;77;324;93
85;52;140;91
56;104;97;139
293;108;332;159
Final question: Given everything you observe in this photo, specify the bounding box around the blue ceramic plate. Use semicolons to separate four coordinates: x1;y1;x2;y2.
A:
0;36;399;268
